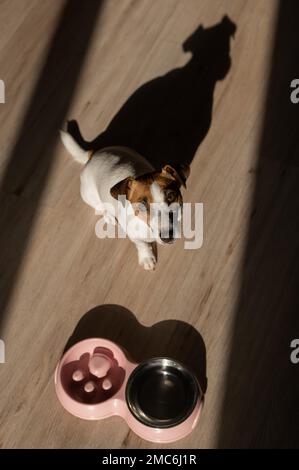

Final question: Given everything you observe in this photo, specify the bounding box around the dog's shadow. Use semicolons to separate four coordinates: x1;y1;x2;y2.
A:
68;15;236;170
64;304;207;394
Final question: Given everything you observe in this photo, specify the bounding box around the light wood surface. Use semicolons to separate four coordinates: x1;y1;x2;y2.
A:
0;0;298;449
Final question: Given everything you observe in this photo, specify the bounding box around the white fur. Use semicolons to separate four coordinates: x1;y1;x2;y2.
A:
60;130;157;270
60;130;90;164
150;182;165;203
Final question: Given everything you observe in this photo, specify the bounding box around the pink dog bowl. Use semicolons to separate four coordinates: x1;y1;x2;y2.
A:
55;338;203;443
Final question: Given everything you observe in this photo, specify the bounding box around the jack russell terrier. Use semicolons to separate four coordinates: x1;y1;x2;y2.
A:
60;129;190;271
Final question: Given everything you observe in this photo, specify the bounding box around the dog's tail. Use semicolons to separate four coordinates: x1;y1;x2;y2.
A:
60;130;90;164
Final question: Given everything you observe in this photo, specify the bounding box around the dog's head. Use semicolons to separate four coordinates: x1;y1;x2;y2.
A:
110;164;190;244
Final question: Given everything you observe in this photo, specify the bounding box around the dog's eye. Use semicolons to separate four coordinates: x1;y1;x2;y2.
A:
166;191;176;203
138;197;148;211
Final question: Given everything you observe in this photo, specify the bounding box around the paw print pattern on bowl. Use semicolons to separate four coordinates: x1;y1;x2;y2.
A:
55;338;203;442
60;347;125;405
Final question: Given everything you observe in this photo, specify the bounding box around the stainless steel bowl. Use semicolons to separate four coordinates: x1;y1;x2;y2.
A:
126;357;201;428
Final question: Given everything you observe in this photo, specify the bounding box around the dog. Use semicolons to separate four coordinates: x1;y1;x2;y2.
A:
60;129;190;270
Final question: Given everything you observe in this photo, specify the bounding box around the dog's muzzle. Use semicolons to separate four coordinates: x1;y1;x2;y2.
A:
159;226;175;244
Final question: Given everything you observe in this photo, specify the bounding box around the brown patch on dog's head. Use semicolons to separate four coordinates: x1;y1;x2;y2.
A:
161;164;190;188
110;164;190;205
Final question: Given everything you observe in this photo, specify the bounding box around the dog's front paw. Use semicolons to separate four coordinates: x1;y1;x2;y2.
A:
139;253;157;271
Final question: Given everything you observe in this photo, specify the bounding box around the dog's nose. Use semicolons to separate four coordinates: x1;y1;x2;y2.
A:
160;237;174;244
160;228;174;244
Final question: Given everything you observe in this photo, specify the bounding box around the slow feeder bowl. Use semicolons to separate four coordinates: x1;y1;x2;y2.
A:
55;338;203;443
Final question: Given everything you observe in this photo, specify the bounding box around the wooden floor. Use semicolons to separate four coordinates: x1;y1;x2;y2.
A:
1;0;299;449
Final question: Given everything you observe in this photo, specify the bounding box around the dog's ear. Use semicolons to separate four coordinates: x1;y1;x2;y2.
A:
110;176;134;201
162;164;190;188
